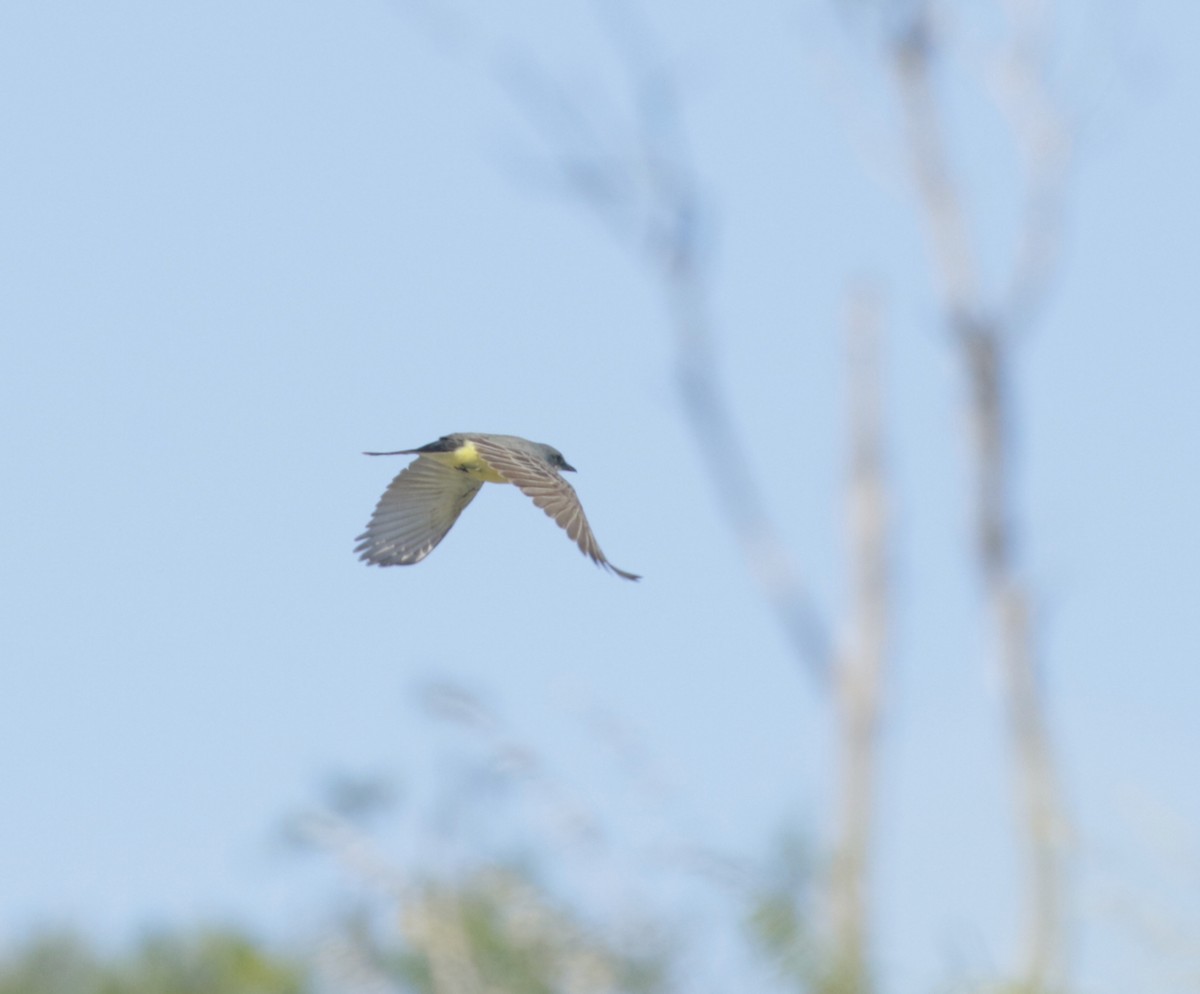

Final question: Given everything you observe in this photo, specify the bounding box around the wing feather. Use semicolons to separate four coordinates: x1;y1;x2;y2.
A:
355;457;482;566
470;437;640;581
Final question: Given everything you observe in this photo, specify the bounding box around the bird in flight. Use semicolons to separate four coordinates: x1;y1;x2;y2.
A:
355;433;640;581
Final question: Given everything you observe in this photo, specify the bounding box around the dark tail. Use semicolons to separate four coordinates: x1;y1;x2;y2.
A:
364;435;459;457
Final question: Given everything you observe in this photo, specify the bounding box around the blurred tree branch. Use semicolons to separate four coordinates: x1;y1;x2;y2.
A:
828;286;890;994
887;2;1073;988
498;1;833;683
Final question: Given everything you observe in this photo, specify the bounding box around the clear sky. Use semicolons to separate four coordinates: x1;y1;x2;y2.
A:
2;1;1197;992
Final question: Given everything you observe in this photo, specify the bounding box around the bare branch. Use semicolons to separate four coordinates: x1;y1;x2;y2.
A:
890;13;982;329
495;4;832;680
992;0;1075;331
885;4;1072;987
828;284;890;993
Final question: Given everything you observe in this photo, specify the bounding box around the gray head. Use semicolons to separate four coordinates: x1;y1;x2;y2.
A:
539;444;576;473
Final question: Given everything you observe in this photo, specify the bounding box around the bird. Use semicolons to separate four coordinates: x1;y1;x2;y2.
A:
355;433;640;581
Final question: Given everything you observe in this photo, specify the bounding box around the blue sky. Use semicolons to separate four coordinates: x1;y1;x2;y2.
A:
2;1;1198;991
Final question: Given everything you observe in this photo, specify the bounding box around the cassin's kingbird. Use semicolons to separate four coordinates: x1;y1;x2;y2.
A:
355;433;640;580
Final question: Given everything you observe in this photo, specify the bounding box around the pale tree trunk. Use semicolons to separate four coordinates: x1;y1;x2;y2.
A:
828;288;890;994
890;8;1070;987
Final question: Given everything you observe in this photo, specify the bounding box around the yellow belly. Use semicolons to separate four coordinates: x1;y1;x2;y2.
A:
425;439;509;483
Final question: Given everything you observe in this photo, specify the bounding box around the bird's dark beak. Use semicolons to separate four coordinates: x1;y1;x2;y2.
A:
561;461;576;472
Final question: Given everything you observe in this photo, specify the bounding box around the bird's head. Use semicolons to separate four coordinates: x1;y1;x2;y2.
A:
543;446;576;473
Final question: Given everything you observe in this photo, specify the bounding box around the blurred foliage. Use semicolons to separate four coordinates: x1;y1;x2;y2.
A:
0;865;672;994
744;829;832;993
388;866;671;994
0;928;307;994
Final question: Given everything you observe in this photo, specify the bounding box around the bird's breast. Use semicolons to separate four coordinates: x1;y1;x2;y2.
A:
424;440;509;484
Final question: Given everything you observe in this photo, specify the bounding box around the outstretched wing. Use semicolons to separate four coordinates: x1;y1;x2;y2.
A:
470;436;640;581
355;457;483;566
